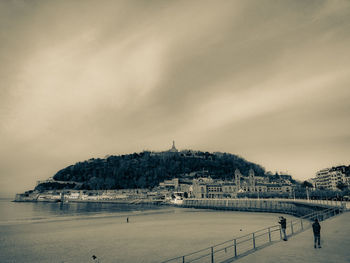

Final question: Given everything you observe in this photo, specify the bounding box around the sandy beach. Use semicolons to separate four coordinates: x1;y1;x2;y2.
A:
0;207;297;263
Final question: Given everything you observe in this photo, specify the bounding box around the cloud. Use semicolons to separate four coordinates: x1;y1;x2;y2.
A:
1;0;350;194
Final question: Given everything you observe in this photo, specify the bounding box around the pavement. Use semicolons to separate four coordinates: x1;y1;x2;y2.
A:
236;212;350;263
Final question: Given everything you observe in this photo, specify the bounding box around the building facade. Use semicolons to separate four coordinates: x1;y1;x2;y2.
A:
314;165;350;190
190;169;293;198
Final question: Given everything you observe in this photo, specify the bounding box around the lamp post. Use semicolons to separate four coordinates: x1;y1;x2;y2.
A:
293;188;296;201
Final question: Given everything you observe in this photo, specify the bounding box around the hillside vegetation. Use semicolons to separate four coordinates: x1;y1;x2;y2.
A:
37;151;265;190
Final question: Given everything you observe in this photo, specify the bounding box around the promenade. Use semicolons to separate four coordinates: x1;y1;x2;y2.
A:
236;212;350;263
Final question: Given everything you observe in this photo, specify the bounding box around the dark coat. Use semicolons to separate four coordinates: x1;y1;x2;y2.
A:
312;222;321;235
279;218;287;229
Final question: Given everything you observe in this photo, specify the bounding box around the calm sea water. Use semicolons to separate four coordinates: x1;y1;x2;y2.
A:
0;198;163;224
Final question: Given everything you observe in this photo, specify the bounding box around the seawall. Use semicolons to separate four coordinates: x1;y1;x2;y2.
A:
180;198;348;217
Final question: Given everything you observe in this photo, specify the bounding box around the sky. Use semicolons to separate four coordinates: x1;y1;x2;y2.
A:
1;0;350;196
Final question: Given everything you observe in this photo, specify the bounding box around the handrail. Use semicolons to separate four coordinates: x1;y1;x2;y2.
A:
160;206;344;263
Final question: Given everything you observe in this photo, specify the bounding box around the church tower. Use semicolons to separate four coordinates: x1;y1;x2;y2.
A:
248;169;255;186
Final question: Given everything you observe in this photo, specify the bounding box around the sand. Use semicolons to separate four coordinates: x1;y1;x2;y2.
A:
0;208;297;263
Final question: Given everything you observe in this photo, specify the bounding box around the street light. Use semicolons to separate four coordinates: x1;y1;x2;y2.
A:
293;189;296;201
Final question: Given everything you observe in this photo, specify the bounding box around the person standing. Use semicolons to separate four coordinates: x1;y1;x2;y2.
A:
312;218;321;248
279;216;288;241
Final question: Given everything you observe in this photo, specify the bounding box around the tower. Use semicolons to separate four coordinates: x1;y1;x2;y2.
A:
169;140;178;152
249;169;255;186
235;169;241;189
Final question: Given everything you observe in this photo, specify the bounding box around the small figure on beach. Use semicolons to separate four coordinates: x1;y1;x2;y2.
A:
126;217;129;223
278;216;287;241
92;255;100;263
312;218;321;248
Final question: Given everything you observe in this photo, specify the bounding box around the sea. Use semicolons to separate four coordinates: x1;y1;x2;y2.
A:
0;198;164;225
0;198;295;263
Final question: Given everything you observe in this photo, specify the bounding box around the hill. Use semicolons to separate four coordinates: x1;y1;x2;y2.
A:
35;150;266;191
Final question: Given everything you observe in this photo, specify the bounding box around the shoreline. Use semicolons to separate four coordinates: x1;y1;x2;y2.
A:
0;206;177;226
13;198;168;205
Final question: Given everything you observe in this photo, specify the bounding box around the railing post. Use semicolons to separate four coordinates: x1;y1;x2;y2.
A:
234;239;237;258
211;246;214;263
291;221;294;234
268;227;271;242
300;219;303;230
252;233;256;249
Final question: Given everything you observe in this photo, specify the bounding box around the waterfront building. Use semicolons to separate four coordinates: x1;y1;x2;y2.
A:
315;168;332;189
178;183;192;196
222;183;237;198
206;184;223;198
67;192;80;199
189;168;294;198
192;178;213;198
314;165;350;190
191;181;238;199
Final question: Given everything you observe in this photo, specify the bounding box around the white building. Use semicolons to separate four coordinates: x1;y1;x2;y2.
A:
314;166;349;190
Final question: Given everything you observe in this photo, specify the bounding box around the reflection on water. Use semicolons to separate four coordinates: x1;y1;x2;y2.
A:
0;198;162;223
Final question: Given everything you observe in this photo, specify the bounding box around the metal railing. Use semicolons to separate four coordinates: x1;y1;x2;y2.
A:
161;206;344;263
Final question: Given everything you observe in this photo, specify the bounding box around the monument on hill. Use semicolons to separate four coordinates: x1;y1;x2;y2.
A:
169;140;178;153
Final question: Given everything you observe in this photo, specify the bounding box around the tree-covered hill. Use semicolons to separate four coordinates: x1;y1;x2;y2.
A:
37;150;266;190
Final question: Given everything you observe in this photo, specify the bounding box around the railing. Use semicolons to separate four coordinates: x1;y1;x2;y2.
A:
160;206;344;263
181;198;349;210
277;198;349;209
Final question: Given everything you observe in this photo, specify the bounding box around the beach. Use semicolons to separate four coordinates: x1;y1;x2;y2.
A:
0;199;298;263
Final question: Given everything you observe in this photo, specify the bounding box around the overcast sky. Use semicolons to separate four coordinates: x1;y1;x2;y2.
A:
1;0;350;196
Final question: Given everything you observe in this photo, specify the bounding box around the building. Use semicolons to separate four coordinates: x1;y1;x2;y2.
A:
159;178;179;190
192;177;214;198
239;169;293;195
222;183;237;198
192;181;238;199
160;167;296;199
206;184;223;198
314;165;350;190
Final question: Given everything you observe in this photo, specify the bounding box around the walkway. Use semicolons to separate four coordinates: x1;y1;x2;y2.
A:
235;212;350;263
